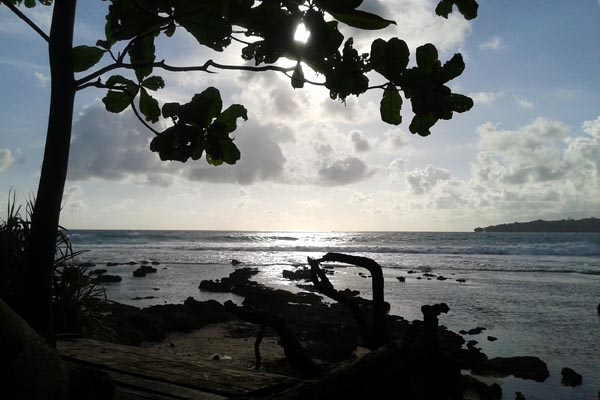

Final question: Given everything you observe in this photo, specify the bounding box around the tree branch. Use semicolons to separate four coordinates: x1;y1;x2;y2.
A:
80;81;161;135
311;253;389;349
0;0;50;42
75;59;296;87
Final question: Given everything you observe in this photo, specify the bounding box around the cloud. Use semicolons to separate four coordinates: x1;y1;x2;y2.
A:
62;185;87;213
318;156;370;185
468;117;600;220
387;158;408;182
479;36;506;51
514;96;534;109
350;130;371;152
405;165;451;194
68;102;167;183
34;71;49;88
346;0;473;52
469;91;498;106
69;101;291;186
384;129;411;150
0;149;15;173
185;121;288;185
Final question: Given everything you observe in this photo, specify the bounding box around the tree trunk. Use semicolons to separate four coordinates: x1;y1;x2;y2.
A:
26;0;78;345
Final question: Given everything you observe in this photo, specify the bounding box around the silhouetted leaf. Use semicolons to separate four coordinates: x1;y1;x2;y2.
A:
291;63;305;89
102;91;131;113
72;46;105;73
370;39;386;76
416;43;438;74
315;0;363;13
206;122;241;165
175;6;232;51
437;53;465;83
129;34;156;81
330;10;395;30
454;0;478;20
217;104;248;133
385;38;409;82
409;113;438;136
435;0;478;20
450;93;474;112
162;102;181;119
435;0;453;18
106;75;136;88
142;76;165;91
183;87;223;128
96;40;111;50
139;88;160;123
380;84;402;125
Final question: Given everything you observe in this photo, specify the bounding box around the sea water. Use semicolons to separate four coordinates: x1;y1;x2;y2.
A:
69;230;600;399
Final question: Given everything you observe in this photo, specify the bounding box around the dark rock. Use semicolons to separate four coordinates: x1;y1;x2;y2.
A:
131;296;156;300
466;340;479;351
199;279;230;292
126;261;138;265
79;262;96;268
397;276;405;282
141;260;150;265
132;268;146;277
140;265;157;274
231;259;241;265
474;356;549;382
459;330;467;335
561;367;583;387
282;267;312;281
89;268;107;276
456;278;466;283
461;375;502;400
423;273;436;278
152;287;160;291
467;327;486;335
151;261;160;265
183;298;234;324
487;336;498;342
91;274;122;283
515;392;526;400
407;270;417;274
436;276;447;281
416;276;423;280
339;288;360;297
106;262;119;267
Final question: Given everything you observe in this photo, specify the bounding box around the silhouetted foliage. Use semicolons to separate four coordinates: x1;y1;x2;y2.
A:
0;194;105;335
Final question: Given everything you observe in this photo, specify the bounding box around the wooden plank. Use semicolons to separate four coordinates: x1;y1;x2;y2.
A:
58;339;298;397
108;370;226;400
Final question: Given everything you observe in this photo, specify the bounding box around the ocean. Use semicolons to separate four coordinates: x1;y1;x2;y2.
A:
69;230;600;399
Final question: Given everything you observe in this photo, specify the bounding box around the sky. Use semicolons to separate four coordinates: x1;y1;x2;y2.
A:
1;0;600;232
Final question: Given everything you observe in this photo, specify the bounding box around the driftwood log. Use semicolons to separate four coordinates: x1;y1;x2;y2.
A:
224;301;322;378
308;253;388;349
238;328;463;400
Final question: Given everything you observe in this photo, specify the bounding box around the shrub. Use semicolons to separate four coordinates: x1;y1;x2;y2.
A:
0;193;105;334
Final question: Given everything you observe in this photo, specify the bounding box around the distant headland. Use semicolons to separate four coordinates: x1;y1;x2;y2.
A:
474;217;600;232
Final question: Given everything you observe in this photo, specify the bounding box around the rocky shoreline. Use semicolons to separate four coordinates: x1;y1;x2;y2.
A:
83;264;578;399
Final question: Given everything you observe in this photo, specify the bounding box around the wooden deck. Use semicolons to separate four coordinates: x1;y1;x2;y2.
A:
58;339;299;400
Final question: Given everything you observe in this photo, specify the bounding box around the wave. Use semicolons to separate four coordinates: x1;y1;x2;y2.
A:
161;243;600;257
70;230;600;258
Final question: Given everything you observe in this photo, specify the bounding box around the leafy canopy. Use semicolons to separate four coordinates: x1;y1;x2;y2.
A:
10;0;477;163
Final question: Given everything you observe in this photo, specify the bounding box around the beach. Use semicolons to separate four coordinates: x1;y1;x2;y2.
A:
71;230;600;399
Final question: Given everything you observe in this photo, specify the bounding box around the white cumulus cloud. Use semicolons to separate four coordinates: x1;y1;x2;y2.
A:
0;149;14;173
479;36;506;51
